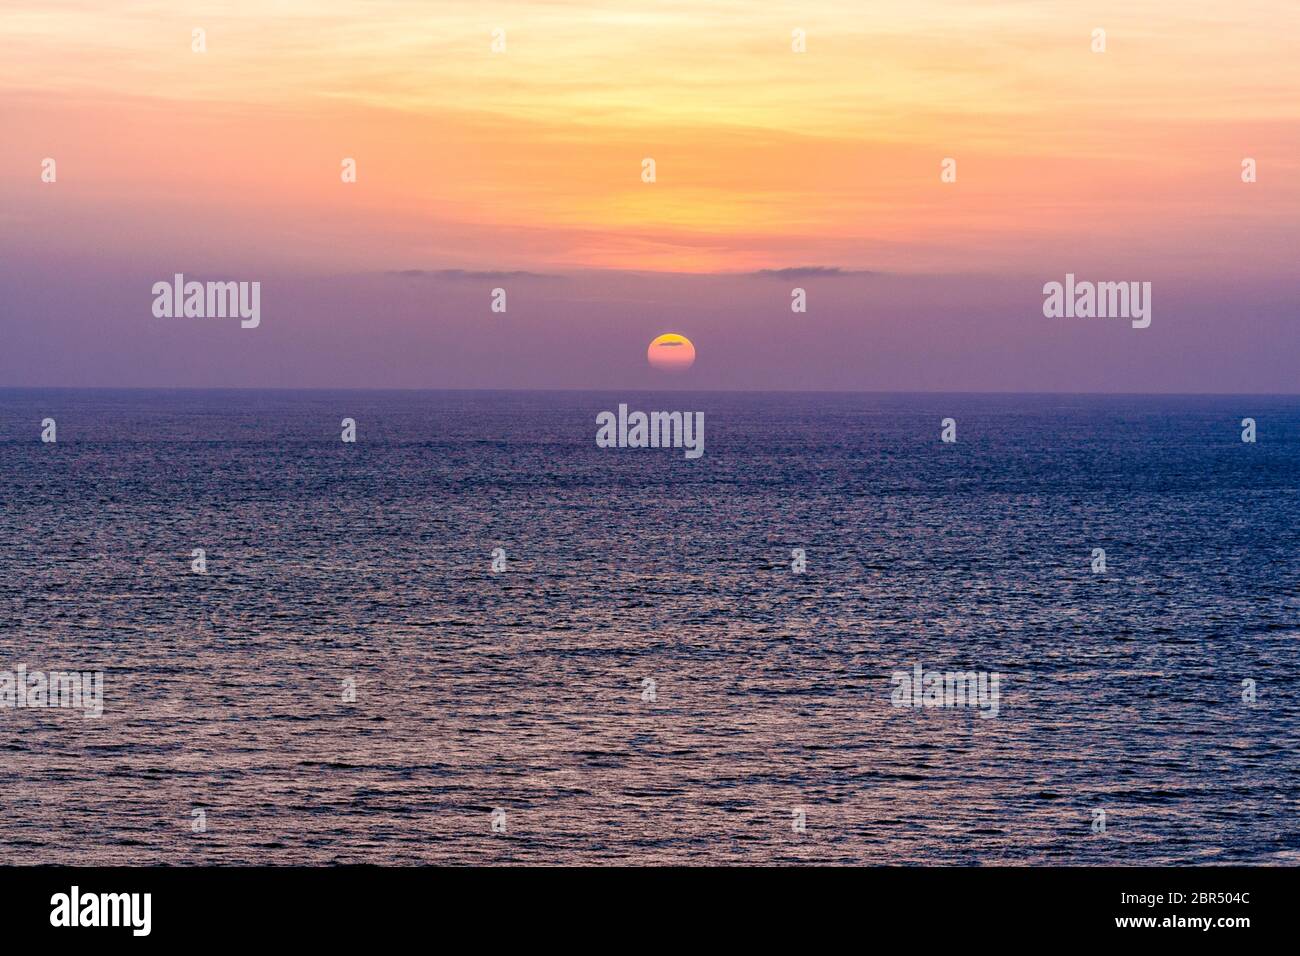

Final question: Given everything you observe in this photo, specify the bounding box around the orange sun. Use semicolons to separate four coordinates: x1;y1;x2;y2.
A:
647;333;696;373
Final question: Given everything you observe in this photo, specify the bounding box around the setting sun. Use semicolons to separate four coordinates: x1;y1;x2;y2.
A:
647;333;696;373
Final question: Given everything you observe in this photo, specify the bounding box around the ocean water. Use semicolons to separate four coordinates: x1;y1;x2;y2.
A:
0;389;1297;865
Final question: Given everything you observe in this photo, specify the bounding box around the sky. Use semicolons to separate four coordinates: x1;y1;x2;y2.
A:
0;0;1297;390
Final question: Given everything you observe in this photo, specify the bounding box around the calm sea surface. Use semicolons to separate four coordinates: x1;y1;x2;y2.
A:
1;390;1297;864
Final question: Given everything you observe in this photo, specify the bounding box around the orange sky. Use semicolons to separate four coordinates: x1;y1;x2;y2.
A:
2;0;1298;276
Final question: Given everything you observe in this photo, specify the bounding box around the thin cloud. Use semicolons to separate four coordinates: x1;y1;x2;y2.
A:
746;267;878;279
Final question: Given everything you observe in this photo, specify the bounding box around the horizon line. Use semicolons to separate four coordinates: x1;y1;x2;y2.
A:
2;385;1298;398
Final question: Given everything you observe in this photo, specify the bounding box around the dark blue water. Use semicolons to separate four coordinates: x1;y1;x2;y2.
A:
1;390;1297;864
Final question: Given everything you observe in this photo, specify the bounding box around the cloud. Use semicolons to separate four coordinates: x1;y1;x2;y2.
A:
745;267;877;279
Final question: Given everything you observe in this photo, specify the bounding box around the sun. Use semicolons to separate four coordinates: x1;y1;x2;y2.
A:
647;333;696;373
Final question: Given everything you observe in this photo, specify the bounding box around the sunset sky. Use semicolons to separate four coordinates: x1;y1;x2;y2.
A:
1;1;1297;389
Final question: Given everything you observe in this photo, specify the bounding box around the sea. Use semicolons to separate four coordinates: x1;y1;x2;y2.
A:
1;389;1297;864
